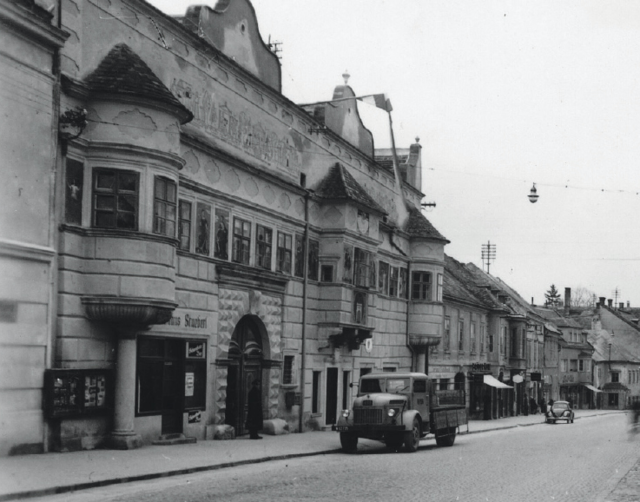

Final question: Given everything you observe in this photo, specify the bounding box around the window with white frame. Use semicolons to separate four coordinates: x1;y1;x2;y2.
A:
412;271;432;301
444;317;451;352
255;224;272;269
277;232;292;274
92;169;139;230
178;200;192;251
153;177;177;237
436;273;444;302
232;217;251;264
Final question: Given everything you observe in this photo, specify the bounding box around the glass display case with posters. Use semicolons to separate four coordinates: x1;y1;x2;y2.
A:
44;369;112;418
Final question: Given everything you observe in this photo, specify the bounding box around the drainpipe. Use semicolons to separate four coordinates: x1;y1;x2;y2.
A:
405;259;415;372
298;190;311;433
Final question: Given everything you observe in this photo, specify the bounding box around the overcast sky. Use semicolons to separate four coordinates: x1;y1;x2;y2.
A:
149;0;640;307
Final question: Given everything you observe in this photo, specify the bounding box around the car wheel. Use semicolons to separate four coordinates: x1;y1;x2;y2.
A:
403;418;421;453
339;432;358;453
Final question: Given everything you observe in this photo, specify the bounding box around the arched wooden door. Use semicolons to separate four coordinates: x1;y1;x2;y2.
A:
225;316;263;435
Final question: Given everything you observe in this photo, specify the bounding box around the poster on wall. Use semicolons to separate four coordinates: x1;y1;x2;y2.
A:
185;372;195;397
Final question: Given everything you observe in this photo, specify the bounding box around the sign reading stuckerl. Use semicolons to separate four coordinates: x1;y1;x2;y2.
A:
158;311;211;334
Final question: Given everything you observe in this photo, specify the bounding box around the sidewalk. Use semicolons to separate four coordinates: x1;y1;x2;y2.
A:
0;410;627;501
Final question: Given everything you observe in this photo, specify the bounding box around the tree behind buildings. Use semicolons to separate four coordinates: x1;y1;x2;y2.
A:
545;284;561;307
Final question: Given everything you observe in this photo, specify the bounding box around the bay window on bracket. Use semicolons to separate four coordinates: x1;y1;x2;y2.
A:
92;168;139;230
153;176;177;237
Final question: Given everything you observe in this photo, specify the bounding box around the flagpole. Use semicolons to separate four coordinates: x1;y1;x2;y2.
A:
387;109;410;229
298;94;379;108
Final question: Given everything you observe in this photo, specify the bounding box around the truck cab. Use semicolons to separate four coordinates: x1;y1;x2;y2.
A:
333;372;466;453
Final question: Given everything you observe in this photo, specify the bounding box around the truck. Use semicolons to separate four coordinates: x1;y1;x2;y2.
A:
332;372;467;453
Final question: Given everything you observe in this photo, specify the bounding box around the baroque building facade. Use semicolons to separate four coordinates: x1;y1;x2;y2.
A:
0;0;453;454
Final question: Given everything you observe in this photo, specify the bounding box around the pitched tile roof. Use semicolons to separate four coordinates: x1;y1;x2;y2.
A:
84;44;193;123
445;255;511;311
315;163;386;214
405;205;449;242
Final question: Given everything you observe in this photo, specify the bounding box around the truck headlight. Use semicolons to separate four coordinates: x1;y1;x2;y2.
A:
342;409;350;418
388;408;398;417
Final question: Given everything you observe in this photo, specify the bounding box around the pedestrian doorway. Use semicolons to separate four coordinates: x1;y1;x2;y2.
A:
225;316;264;435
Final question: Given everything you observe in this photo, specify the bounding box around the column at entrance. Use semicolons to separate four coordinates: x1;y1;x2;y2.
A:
111;330;142;449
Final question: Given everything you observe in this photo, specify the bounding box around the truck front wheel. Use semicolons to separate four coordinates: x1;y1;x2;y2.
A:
403;418;421;452
340;432;358;453
435;427;456;447
385;434;404;451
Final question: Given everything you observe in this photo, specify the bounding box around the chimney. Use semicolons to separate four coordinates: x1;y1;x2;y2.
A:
628;301;631;308
599;297;606;306
619;303;624;310
564;288;571;315
608;299;613;307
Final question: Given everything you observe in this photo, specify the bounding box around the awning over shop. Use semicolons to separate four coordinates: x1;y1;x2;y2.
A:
583;384;602;393
483;375;513;389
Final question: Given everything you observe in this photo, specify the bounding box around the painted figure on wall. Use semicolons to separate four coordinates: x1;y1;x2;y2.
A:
215;210;229;260
196;203;211;255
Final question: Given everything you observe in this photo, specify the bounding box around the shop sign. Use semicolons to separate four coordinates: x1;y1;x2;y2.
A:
562;374;575;383
188;410;201;423
186;341;206;359
168;313;209;330
470;363;491;373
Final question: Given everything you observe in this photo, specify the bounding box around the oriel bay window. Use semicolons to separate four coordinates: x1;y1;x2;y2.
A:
153;177;177;237
233;217;251;264
92;168;138;229
256;224;272;269
277;232;292;274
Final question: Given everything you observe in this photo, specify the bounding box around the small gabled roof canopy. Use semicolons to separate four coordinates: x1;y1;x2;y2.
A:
405;205;449;242
84;44;193;124
315;163;386;215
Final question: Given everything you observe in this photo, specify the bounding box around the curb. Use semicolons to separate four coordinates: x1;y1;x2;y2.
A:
0;412;620;501
0;449;343;502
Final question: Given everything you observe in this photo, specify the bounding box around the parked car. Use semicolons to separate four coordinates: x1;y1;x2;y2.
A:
545;400;574;424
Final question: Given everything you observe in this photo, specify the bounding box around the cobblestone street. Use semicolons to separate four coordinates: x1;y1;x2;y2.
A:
29;413;639;502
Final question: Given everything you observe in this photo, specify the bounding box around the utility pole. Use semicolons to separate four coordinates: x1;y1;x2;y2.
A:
481;241;496;274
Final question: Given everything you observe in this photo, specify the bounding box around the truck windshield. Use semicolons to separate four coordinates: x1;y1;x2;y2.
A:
387;378;410;393
360;379;382;393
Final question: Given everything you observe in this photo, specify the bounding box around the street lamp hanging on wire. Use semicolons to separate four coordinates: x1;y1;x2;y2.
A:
528;183;539;203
